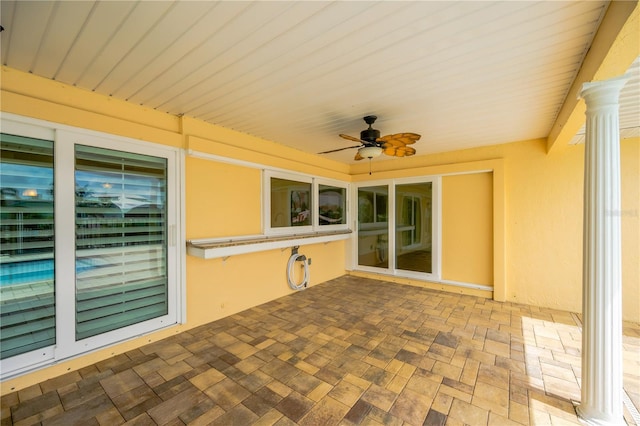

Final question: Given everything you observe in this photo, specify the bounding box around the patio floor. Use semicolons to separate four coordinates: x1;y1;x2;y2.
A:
1;275;639;425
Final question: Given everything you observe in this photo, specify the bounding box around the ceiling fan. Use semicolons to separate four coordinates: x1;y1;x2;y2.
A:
318;115;421;161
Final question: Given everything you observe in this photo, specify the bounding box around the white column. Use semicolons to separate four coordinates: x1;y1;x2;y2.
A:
576;75;629;426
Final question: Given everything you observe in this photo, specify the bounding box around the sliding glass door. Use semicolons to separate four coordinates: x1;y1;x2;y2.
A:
357;186;389;268
74;145;168;340
395;182;432;274
356;178;438;277
0;119;180;379
0;134;55;360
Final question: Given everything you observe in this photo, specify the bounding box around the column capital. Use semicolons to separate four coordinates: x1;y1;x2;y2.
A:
579;75;630;109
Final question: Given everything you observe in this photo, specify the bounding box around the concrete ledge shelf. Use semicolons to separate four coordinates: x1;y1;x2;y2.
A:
187;230;352;259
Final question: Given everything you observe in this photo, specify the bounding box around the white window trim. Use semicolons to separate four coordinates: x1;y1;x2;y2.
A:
0;113;185;380
263;171;350;236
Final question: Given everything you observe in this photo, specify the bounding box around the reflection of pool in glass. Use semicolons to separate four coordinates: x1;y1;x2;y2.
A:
1;259;53;286
0;259;98;286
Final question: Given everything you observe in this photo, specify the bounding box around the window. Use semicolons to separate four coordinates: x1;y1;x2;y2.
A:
356;178;439;277
0;117;181;379
318;184;346;226
264;171;348;234
270;177;312;229
0;134;55;360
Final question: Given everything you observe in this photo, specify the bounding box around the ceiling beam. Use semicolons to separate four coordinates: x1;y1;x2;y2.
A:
546;1;639;153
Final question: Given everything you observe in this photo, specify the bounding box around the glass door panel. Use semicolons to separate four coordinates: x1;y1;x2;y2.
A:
75;145;168;340
357;186;388;268
0;134;55;359
395;182;432;274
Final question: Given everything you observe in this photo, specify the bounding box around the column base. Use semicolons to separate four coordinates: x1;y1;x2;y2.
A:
576;404;625;426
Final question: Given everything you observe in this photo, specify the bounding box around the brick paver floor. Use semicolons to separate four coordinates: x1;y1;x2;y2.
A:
1;275;639;425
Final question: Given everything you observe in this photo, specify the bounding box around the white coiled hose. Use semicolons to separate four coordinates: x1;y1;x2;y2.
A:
287;249;309;290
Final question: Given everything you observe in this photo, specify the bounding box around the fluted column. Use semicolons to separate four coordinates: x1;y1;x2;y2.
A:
576;75;628;426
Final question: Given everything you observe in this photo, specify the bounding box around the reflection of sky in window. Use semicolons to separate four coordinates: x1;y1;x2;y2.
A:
320;191;342;207
0;163;54;200
75;170;165;205
1;161;165;205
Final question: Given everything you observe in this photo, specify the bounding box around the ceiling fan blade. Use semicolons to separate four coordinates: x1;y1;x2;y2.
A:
339;134;364;143
383;146;397;156
317;145;361;154
378;132;421;145
404;146;416;156
354;151;364;161
381;139;404;147
382;145;417;157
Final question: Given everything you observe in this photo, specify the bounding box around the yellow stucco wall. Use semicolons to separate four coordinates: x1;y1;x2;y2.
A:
186;157;262;238
442;172;493;286
351;137;639;322
186;242;346;328
0;67;638;393
621;138;640;320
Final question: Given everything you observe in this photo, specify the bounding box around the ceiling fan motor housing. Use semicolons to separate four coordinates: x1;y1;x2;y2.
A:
360;127;380;144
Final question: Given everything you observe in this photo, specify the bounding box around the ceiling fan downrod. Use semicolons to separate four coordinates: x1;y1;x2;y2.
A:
360;115;380;144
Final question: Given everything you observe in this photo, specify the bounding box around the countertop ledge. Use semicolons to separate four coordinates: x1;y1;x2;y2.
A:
187;230;352;259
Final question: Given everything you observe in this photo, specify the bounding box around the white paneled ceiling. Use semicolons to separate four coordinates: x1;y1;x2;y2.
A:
1;1;636;163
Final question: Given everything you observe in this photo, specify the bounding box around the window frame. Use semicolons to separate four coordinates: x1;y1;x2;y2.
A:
0;121;57;376
0;114;184;380
264;171;349;235
352;176;441;280
264;171;313;235
356;184;391;271
314;178;349;231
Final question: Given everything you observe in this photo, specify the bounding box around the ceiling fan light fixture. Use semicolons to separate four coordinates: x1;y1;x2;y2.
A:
358;146;383;159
